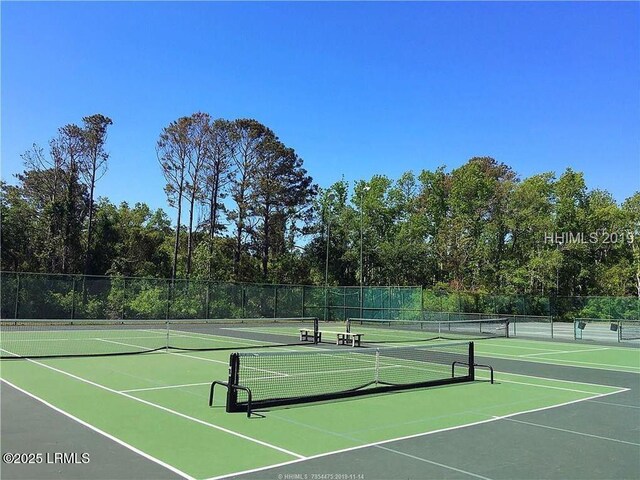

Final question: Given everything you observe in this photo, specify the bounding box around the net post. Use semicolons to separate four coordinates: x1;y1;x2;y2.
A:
227;353;240;413
468;342;475;381
374;349;380;385
617;321;621;342
313;317;319;344
165;321;170;352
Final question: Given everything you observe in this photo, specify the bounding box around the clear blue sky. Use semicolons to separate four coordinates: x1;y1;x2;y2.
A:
2;1;639;216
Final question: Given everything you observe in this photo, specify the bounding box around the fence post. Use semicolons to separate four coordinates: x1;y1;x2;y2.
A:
122;277;127;320
14;273;20;319
241;285;246;318
324;285;328;322
301;285;306;318
206;281;211;320
166;280;171;320
71;277;77;320
343;287;346;321
274;285;278;318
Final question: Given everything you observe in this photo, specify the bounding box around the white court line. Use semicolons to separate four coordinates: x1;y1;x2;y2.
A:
501;417;640;446
96;338;293;376
3;333;165;343
249;363;436;382
0;378;194;480
120;382;211;393
469;351;640;374
586;399;640;409
141;327;302;347
204;387;629;480
474;369;629;389
105;337;621;398
375;445;493;480
519;347;610;358
480;341;616;353
6;353;305;460
157;329;269;346
96;338;155;352
250;363;600;396
475;376;609;396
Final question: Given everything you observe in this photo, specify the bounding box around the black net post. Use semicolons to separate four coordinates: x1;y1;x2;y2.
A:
468;342;475;380
313;317;319;344
226;353;240;413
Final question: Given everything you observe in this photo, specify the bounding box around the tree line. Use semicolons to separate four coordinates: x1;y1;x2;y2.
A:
2;112;638;298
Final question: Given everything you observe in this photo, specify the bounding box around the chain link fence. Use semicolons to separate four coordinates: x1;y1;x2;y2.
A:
1;272;638;326
0;273;423;322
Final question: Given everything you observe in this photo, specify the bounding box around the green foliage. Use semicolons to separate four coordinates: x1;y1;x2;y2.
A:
3;114;638;308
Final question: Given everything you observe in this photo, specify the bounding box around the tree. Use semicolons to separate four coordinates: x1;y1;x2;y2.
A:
16;126;89;274
79;114;113;276
227;119;270;279
249;137;316;279
621;193;640;297
553;168;590;295
157;117;191;279
0;182;36;271
201;119;234;278
504;172;557;294
305;181;356;286
183;113;211;277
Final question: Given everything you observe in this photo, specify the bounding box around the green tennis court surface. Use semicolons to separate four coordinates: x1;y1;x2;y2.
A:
1;325;639;479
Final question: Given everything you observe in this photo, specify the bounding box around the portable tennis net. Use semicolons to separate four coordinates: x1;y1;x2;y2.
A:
620;320;640;340
574;318;640;342
215;341;486;415
345;317;510;343
0;317;318;359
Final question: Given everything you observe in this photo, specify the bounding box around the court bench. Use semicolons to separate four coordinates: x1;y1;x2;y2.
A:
299;328;364;347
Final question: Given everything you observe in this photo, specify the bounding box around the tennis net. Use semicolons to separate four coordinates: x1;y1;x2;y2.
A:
226;341;475;412
345;317;510;343
619;320;640;340
574;318;640;342
0;317;318;359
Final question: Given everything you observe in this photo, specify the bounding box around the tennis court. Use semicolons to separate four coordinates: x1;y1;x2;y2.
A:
1;318;639;480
